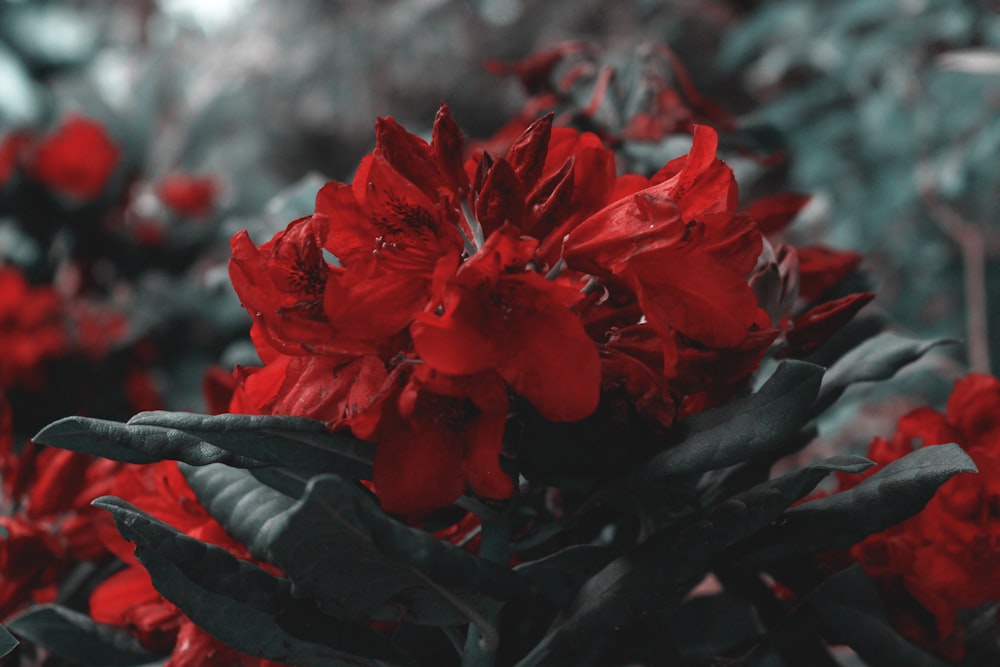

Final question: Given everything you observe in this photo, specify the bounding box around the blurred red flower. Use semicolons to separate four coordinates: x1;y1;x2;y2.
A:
27;115;119;201
0;266;68;390
845;373;1000;661
156;173;220;218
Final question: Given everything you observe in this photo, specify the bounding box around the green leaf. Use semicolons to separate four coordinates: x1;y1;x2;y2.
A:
7;604;155;666
814;333;955;413
267;474;504;627
742;444;977;564
634;360;824;483
129;411;373;478
93;496;408;667
516;456;870;666
33;412;373;479
808;566;950;667
181;463;295;560
513;545;615;608
33;416;266;467
0;623;16;660
359;497;530;602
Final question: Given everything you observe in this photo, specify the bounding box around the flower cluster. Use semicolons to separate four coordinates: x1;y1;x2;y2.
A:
227;106;867;515
844;374;1000;660
0;114;120;201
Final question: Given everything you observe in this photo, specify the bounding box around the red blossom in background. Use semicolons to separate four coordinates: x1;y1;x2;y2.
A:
840;374;1000;661
156;173;220;219
26;115;119;201
0;266;69;390
0;394;123;619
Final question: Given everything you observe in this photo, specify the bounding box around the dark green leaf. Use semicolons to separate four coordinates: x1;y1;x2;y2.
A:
669;593;763;657
33;412;373;479
129;411;373;478
7;604;155;666
0;623;16;660
513;545;615;608
181;463;295;560
93;496;408;667
808;565;950;667
33;416;266;467
742;444;976;564
814;333;955;413
358;497;530;602
267;474;502;627
516;456;869;666
634;361;824;484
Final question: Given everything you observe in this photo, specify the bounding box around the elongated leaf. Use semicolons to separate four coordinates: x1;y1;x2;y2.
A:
33;417;267;467
0;623;16;660
129;412;373;478
814;333;955;413
93;496;407;667
268;475;504;627
7;604;157;666
740;444;976;565
181;463;295;560
635;361;824;483
33;412;373;480
359;502;529;602
808;566;949;667
516;456;871;666
514;545;615;608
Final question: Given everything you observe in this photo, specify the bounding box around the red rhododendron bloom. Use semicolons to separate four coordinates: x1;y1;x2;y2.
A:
227;105;850;514
156;173;220;218
0;394;124;619
843;374;1000;661
27;114;119;200
0;265;69;389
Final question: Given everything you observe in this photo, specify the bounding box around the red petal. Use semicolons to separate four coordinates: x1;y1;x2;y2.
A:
743;192;811;236
505;113;553;191
786;292;875;355
412;239;599;422
475;157;527;235
432;104;470;198
374;116;447;201
796;245;863;302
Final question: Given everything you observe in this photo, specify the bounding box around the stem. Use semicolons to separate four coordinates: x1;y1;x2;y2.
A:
462;514;512;667
920;186;992;373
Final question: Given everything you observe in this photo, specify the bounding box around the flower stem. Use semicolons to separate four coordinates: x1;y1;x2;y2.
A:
462;513;512;667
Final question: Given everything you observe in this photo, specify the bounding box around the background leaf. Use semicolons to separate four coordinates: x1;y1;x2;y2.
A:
738;443;977;565
7;604;157;667
814;332;955;413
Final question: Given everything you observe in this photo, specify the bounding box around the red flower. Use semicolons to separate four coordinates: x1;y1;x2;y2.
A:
227;107;795;513
156;173;220;218
0;394;124;619
27;115;119;200
844;374;1000;661
352;365;513;515
0;265;69;390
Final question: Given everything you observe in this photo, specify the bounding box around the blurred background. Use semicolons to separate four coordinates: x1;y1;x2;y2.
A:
0;0;997;447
